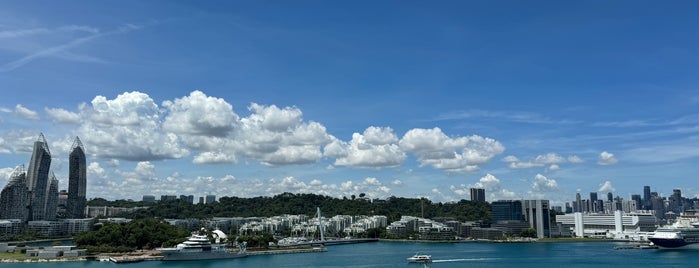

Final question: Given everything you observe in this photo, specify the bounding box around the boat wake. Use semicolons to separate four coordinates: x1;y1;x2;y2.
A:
432;258;498;263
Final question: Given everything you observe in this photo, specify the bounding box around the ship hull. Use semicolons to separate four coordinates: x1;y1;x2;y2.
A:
161;251;247;261
648;238;699;249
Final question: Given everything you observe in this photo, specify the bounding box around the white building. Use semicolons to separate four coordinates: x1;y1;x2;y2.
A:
555;211;657;240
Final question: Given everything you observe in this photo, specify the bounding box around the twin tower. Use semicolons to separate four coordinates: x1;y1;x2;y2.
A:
0;133;87;222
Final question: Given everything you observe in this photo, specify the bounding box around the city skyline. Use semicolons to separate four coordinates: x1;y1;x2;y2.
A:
1;1;699;205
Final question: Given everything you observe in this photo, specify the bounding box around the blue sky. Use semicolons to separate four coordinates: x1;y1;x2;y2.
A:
1;1;698;205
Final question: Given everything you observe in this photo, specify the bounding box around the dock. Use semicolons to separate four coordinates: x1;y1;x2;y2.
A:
247;246;327;255
614;243;658;250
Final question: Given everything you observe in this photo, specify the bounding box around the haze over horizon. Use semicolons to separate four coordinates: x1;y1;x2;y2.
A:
1;1;698;206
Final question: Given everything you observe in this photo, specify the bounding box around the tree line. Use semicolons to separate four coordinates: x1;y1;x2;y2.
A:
89;193;492;223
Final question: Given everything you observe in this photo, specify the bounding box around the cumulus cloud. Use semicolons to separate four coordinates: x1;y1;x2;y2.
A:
330;127;405;168
45;107;80;124
15;104;39;120
598;151;619;165
399;127;504;173
598;181;615;192
79;91;190;161
528;174;559;199
234;103;332;166
162;90;238;137
531;174;558;192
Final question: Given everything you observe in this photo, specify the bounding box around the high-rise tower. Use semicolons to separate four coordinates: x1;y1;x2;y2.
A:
45;172;59;221
26;133;52;221
0;165;30;221
67;137;87;218
643;186;651;210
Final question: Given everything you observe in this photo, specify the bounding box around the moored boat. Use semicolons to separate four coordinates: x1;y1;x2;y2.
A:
157;230;247;261
648;210;699;249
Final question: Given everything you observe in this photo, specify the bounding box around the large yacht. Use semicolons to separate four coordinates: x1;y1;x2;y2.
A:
158;230;247;261
648;210;699;249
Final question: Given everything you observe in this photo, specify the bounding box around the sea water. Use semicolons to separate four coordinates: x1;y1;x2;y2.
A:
3;241;696;267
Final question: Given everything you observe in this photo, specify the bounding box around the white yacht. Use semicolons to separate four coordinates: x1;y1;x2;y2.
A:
158;232;247;261
407;253;432;263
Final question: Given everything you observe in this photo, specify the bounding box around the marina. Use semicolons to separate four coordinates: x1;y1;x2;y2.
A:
1;241;698;267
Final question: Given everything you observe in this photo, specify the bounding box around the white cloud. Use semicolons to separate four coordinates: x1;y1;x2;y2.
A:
527;174;559;199
399;127;504;173
235;104;332;166
363;126;399;145
508;153;584;170
15;104;39;120
192;152;236;164
533;153;565;164
598;181;615;192
79;91;189;161
363;177;381;186
568;155;584;163
0;138;11;154
162;90;238;137
509;162;544;169
547;164;560;171
331;127;406;168
45;107;80;124
598;151;619;165
502;155;519;162
531;174;558;192
392;179;403;186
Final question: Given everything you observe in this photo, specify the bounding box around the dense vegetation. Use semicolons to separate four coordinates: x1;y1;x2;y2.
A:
74;218;190;253
90;193;491;222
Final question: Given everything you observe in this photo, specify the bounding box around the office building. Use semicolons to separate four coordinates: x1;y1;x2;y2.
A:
205;195;216;204
142;195;156;203
67;137;87;219
491;200;524;223
631;194;642;211
523;200;551;238
575;193;582;213
180;195;194;204
643;186;651;210
27;133;52;221
590;192;598;212
470;188;485;202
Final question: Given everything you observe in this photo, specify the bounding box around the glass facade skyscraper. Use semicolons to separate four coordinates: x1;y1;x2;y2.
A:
67;137;87;219
0;165;30;221
26;133;52;221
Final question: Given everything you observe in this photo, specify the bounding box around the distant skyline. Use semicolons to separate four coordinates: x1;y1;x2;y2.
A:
1;1;699;205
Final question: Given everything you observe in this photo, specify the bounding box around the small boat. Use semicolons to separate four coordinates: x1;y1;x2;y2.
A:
407;253;431;263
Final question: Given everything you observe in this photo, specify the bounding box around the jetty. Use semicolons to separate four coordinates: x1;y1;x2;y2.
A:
247;246;327;256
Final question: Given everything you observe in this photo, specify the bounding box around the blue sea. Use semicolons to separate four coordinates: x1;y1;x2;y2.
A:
5;241;697;267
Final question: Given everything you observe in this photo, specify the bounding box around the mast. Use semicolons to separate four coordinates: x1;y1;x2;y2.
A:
317;207;325;242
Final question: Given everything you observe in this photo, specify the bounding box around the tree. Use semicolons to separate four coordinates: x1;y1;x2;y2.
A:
520;228;537;238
